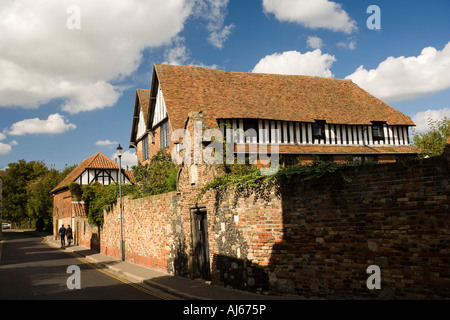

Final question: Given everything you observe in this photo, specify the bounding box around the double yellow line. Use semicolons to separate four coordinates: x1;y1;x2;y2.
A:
44;239;172;300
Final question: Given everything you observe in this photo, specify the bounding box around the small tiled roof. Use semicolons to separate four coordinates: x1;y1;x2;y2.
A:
154;64;415;132
72;202;86;217
51;152;134;194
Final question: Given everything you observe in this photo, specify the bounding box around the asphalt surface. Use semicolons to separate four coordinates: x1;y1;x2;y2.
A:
0;230;172;300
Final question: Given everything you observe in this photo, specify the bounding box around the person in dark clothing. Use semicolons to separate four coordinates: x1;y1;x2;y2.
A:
59;224;66;247
66;225;73;246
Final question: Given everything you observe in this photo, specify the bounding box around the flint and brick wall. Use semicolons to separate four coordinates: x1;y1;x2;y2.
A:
208;146;450;298
100;192;180;273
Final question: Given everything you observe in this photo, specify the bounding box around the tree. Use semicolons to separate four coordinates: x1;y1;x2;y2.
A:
26;165;76;232
2;160;47;228
413;117;450;158
132;149;178;197
2;161;75;230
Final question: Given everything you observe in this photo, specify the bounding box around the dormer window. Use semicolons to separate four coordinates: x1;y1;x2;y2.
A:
312;120;326;139
371;121;386;141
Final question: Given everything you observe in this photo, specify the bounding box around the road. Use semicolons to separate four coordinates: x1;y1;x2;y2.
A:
0;230;171;300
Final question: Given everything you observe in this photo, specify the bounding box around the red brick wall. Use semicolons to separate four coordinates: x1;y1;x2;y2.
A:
100;192;179;273
53;189;72;239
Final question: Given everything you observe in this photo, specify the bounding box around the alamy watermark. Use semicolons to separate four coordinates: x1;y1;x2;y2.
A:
366;265;381;289
66;5;81;30
171;122;280;175
367;5;381;30
66;265;81;290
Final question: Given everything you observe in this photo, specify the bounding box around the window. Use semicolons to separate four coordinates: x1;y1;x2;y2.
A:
94;169;112;185
312;120;326;140
244;119;258;143
142;135;149;161
371;121;385;141
160;120;169;149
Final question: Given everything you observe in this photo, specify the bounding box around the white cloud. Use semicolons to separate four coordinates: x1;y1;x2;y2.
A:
208;23;235;49
412;108;450;133
307;36;323;50
6;113;76;136
337;37;356;50
0;0;193;113
0;132;6;140
262;0;357;34
111;150;138;169
0;143;12;155
162;37;220;70
252;50;336;77
346;42;450;102
0;140;18;155
96;140;119;148
163;36;191;66
194;0;234;49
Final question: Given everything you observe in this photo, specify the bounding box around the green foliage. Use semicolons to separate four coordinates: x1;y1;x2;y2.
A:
197;160;354;201
132;149;179;197
81;182;105;227
70;181;137;228
26;168;62;232
68;181;83;201
412;117;450;158
2;160;76;230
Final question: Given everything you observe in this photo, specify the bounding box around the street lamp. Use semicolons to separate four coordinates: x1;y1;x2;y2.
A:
116;144;124;261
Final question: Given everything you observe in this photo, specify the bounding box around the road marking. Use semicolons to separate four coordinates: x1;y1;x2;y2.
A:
42;239;172;300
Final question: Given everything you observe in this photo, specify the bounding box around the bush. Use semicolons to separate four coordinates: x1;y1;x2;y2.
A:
132;149;179;197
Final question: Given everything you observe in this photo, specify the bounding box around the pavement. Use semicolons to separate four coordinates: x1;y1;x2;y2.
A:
38;233;297;300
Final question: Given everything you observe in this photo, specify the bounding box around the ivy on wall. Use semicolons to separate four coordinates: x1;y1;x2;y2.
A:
196;160;357;201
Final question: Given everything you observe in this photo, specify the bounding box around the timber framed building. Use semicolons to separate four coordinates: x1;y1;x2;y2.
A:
130;64;417;166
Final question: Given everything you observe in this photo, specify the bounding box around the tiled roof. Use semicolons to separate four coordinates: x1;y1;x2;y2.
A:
51;152;134;194
154;64;415;132
72;202;86;217
136;89;150;126
234;144;419;155
130;89;151;147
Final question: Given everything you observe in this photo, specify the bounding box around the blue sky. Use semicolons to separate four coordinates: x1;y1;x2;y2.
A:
1;0;449;170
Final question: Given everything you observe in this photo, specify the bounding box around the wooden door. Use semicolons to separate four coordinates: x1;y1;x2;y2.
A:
191;207;210;280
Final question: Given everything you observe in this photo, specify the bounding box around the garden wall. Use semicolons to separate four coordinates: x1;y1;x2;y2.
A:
210;144;450;298
100;191;183;273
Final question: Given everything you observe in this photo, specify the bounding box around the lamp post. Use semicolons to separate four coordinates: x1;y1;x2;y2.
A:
116;144;124;261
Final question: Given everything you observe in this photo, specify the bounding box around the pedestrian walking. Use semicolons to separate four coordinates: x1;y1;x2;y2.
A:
59;224;66;247
66;225;73;246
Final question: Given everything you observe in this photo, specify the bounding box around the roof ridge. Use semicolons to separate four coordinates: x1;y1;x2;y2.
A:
154;63;354;82
85;152;102;167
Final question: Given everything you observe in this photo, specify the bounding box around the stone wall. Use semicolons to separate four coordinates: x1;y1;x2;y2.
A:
100;192;181;273
207;145;450;298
